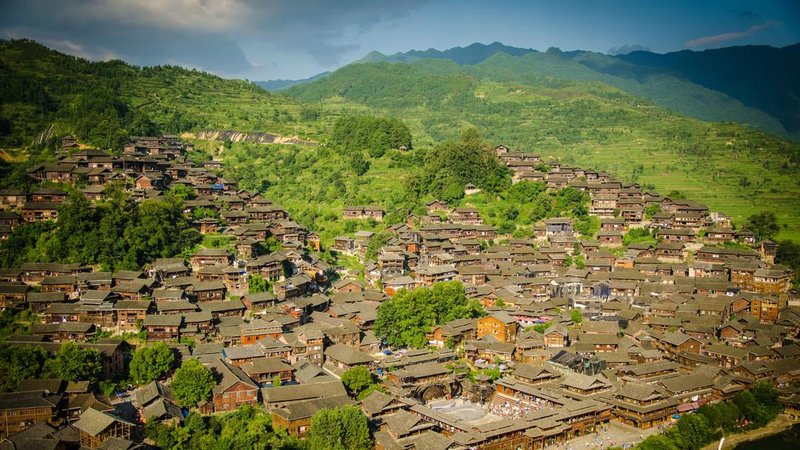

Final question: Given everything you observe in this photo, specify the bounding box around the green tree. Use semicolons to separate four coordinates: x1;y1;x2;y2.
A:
667;190;687;199
751;381;779;407
122;197;201;269
341;366;375;397
0;192;200;271
479;367;502;382
645;205;662;219
192;207;219;221
145;405;303;449
308;405;372;450
332;115;412;157
129;342;176;385
99;380;119;397
167;184;196;201
171;359;215;407
623;228;656;246
698;403;723;431
570;309;583;324
530;321;553;334
0;345;49;391
351;152;370;176
746;212;779;241
671;413;713;450
248;274;269;294
43;342;103;382
638;434;679;450
776;240;800;286
733;390;759;421
364;231;393;261
409;128;510;202
574;215;600;237
356;383;387;400
374;281;483;348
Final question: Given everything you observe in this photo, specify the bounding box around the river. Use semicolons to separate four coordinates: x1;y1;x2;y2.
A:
734;423;800;450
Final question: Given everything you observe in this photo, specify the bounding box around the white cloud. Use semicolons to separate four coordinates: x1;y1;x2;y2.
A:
64;0;251;33
685;21;780;48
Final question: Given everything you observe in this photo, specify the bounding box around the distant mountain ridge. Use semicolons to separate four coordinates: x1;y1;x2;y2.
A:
273;41;800;140
256;71;331;91
616;44;800;136
356;41;537;65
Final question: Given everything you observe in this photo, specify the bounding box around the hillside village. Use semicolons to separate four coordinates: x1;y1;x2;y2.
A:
0;135;798;450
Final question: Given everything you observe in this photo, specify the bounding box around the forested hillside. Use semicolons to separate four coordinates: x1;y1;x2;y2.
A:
0;39;323;149
2;39;800;240
286;58;800;240
349;42;794;140
618;43;800;137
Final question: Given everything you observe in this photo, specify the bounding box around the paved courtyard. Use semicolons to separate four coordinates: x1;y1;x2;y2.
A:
553;420;662;449
428;398;503;425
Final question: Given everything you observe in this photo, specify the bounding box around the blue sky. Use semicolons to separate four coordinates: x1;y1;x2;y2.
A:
1;0;798;80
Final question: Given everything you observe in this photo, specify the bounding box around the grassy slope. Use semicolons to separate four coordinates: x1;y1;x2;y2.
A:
288;60;800;241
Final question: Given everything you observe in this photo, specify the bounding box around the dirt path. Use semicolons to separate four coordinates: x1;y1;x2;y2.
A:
700;414;798;450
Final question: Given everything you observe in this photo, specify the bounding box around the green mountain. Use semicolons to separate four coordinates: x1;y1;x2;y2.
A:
286;58;800;240
616;44;800;137
357;41;536;65
344;43;795;140
1;39;799;241
0;39;318;149
256;71;331;91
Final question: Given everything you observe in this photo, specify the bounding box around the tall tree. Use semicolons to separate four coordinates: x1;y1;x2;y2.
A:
670;413;713;450
746;212;780;241
374;281;483;348
409;128;510;202
43;342;103;382
351;152;370;176
308;405;372;450
341;367;375;397
171;359;215;407
0;345;49;391
129;342;176;385
247;274;269;294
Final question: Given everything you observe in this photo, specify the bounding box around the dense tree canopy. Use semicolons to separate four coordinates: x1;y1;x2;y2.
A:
332;115;412;157
0;345;49;391
341;366;385;400
462;180;594;238
636;382;783;450
308;405;372;450
129;342;176;385
408;128;510;203
341;367;374;396
67;85;155;150
43;342;103;383
374;281;484;348
146;405;303;450
171;359;215;407
746;212;779;241
623;227;656;246
351;151;370;176
670;413;713;450
776;240;800;286
248;274;269;294
0;188;200;270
